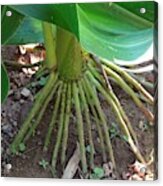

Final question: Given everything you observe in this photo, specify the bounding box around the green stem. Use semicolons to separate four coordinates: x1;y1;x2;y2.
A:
51;84;67;169
102;65;154;122
11;73;56;153
42;22;57;69
73;82;87;173
24;80;60;142
44;83;63;150
84;76;116;168
82;80;107;163
101;60;154;105
87;72;145;163
61;82;72;165
56;27;83;80
78;82;95;169
88;65;138;145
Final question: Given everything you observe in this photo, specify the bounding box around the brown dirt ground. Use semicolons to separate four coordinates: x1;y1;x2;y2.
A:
1;46;157;179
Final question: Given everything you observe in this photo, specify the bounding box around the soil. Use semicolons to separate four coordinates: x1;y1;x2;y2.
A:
1;46;157;179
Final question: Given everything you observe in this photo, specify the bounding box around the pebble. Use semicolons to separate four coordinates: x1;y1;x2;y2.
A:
37;141;42;146
8;89;14;96
1;147;4;154
91;124;96;130
5;163;12;173
22;154;27;160
21;88;31;98
14;91;21;100
1;110;6;117
37;130;41;135
20;99;25;104
12;121;17;127
5;163;12;170
8;113;12;118
97;137;101;143
2;124;12;134
138;121;147;131
6;148;11;155
8;132;14;138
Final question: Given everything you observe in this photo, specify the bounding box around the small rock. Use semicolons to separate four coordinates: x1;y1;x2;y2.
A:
11;83;17;90
8;89;14;96
5;163;12;170
5;163;12;174
97;137;101;143
21;88;31;98
22;154;27;160
2;113;7;118
14;91;21;100
8;132;14;138
1;147;4;154
20;99;25;104
91;124;96;130
2;124;12;134
12;121;17;127
29;94;34;101
37;141;42;146
1;111;6;117
6;148;11;155
8;113;12;118
138;121;147;131
37;130;41;135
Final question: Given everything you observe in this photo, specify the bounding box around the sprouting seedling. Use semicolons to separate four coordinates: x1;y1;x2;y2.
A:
19;143;26;152
89;167;105;179
39;159;49;170
109;122;119;139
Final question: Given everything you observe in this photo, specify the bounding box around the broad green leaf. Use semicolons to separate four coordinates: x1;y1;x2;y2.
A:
1;5;24;44
116;1;157;22
77;2;156;61
10;4;79;39
6;16;43;44
1;64;9;103
5;2;157;61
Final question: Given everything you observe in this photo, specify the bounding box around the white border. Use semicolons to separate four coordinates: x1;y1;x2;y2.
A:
1;0;162;186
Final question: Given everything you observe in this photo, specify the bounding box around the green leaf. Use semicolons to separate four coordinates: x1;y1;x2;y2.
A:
10;4;79;39
78;2;156;61
6;16;43;44
86;145;91;153
1;64;9;103
121;135;128;142
39;159;49;170
1;5;24;44
19;143;26;152
5;2;157;61
38;76;48;86
90;167;104;179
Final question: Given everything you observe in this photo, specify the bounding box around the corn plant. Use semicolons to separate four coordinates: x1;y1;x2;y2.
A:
1;2;157;174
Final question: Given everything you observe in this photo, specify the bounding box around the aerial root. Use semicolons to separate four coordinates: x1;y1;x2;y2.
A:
86;70;146;164
78;81;95;169
82;80;107;163
11;60;153;174
24;80;61;142
10;73;57;153
73;82;88;174
84;76;116;168
102;65;154;123
61;82;72;166
51;83;67;169
89;60;154;123
101;60;154;105
43;83;63;151
88;64;138;146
